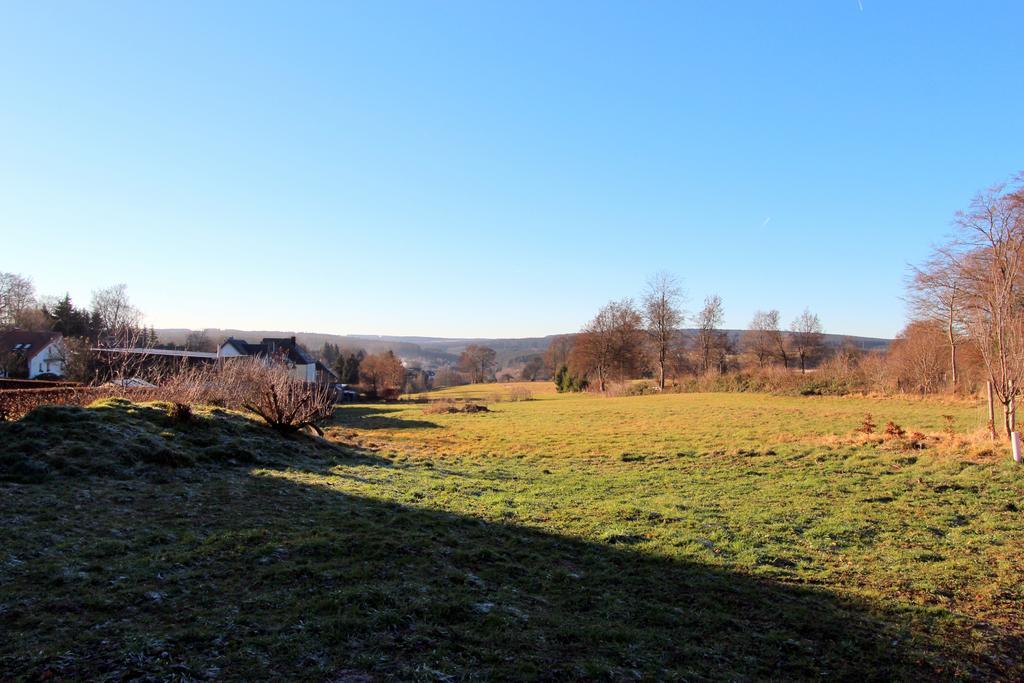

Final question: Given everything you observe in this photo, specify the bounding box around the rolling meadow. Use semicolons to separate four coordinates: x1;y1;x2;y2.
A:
2;384;1021;679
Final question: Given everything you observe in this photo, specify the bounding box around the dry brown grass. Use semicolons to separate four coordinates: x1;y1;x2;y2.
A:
424;399;490;414
820;424;1008;462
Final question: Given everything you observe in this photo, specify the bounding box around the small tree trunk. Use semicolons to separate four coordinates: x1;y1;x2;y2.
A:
948;332;958;391
1013;431;1022;464
987;381;997;440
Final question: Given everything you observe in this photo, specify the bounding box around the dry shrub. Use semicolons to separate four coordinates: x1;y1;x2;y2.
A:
424;399;490;414
508;386;533;402
858;414;876;435
942;414;956;438
884;421;906;439
602;382;634;397
0;386;131;421
213;358;335;435
168;402;192;424
423;399;456;414
141;358;335;435
2;357;336;436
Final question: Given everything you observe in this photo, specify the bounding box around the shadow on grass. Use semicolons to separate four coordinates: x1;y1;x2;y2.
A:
0;398;393;482
2;438;1007;680
251;472;992;681
332;405;441;430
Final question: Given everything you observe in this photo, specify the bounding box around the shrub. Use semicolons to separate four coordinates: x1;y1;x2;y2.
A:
424;400;490;414
858;414;876;435
884;421;906;439
168;402;192;424
215;358;336;435
508;387;533;402
554;365;588;393
605;381;656;397
2;358;336;436
0;386;130;422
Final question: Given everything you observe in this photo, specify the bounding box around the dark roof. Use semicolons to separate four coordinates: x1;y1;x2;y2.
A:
223;338;264;355
259;337;315;365
223;337;315;365
0;329;61;357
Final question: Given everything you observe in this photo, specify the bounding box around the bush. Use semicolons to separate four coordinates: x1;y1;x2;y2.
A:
424;400;490;414
508;386;533;402
884;421;906;439
667;366;875;397
214;358;336;435
605;381;656;397
2;358;336;436
858;413;876;435
554;365;588;393
0;386;130;421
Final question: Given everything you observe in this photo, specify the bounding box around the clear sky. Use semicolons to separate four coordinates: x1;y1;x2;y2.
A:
2;2;1022;339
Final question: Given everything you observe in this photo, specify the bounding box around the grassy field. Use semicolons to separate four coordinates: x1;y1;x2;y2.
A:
1;385;1022;680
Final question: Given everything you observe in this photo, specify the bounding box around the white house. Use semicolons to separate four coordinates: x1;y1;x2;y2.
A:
0;330;67;379
217;336;318;383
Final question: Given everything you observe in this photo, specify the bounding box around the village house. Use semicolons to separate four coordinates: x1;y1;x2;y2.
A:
0;330;67;379
217;336;326;384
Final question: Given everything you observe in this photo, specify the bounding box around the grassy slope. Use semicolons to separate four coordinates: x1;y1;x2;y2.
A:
1;388;1022;680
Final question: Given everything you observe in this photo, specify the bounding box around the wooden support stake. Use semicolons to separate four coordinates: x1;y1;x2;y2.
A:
1013;431;1022;464
987;381;996;440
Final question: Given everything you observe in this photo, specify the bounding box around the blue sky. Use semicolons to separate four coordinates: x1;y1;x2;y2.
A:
2;2;1022;339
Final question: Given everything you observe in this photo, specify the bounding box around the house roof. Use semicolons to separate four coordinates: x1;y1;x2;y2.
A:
0;329;62;358
221;338;263;355
221;337;315;365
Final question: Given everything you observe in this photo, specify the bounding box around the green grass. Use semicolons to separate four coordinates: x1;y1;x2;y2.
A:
1;387;1022;680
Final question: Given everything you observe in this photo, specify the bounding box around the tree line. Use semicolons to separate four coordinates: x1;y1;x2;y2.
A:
0;278;157;380
543;272;825;393
905;172;1024;438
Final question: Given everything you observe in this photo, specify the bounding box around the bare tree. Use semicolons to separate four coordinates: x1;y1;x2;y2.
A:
0;272;37;329
91;284;141;346
666;331;693;379
458;344;497;384
908;250;964;390
742;309;783;369
790;308;824;374
543;335;574;376
694;295;726;374
888;321;949;394
434;364;467;388
185;330;216;352
520;356;545;381
642;272;684;390
571;298;645;392
944;174;1024;437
